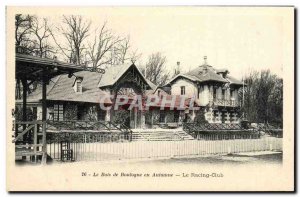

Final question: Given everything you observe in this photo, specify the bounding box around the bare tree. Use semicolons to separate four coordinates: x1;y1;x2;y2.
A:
87;22;122;68
129;49;142;64
116;36;142;64
116;36;130;64
142;52;170;86
15;14;34;50
15;14;35;99
30;17;55;58
51;15;90;64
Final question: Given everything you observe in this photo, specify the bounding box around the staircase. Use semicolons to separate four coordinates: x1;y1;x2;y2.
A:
131;128;195;141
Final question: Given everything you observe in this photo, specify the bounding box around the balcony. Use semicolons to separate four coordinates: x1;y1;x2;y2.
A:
209;99;240;107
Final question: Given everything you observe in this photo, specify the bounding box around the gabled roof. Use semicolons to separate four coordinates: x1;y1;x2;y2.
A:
97;63;153;89
166;74;200;85
165;64;243;87
21;63;154;104
145;79;157;90
97;64;131;87
185;65;228;83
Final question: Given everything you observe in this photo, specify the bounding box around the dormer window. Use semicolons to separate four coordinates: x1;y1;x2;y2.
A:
76;81;82;93
73;77;83;93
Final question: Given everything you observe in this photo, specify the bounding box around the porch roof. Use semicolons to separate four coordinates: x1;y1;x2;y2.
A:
16;53;86;81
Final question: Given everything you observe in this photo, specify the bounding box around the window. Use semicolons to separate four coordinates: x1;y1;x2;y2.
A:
180;86;185;95
230;89;234;98
53;104;64;121
32;107;37;120
97;109;106;121
213;88;217;99
222;89;225;100
159;111;165;123
157;90;161;96
76;81;82;93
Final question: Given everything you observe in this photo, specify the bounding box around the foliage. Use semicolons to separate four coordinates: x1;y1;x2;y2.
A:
14;106;35;121
112;110;129;125
239;69;283;127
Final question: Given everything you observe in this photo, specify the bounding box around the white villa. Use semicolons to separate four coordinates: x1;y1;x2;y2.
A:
164;56;244;124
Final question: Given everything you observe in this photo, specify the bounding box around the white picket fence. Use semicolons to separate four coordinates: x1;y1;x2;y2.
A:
47;136;282;162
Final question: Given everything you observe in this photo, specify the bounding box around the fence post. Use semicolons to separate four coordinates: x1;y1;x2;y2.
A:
34;124;37;162
130;131;132;142
227;146;231;154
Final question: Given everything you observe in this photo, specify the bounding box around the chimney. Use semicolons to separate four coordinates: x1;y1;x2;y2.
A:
204;56;207;65
176;61;180;75
203;56;208;74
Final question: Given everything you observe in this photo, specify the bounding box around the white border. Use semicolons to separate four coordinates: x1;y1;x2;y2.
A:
0;1;298;196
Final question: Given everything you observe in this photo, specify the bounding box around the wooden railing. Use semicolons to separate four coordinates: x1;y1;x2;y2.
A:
46;120;132;135
13;121;47;163
183;122;259;139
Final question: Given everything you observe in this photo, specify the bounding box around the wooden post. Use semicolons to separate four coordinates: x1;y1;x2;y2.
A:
134;107;137;129
34;124;37;162
21;78;27;122
21;78;27;160
41;71;47;164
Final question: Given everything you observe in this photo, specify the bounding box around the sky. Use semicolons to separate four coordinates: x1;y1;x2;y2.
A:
16;7;294;79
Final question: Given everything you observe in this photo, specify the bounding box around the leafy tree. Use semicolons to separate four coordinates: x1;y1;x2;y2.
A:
240;69;283;127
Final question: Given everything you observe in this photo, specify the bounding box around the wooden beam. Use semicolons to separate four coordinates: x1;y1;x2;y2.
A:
21;78;27;122
12;124;34;143
21;78;28;160
41;70;47;164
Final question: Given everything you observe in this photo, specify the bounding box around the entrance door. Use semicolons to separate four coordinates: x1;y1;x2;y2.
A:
130;107;141;128
124;111;130;128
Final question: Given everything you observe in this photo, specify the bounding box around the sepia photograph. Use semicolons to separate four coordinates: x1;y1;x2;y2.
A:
6;6;294;192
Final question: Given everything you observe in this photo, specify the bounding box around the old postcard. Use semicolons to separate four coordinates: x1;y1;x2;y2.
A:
6;6;294;191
